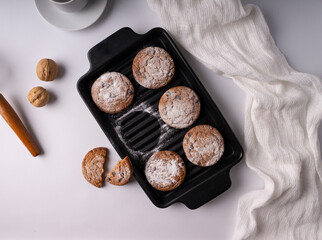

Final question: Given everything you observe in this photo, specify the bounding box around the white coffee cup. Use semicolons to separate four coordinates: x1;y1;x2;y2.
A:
49;0;88;13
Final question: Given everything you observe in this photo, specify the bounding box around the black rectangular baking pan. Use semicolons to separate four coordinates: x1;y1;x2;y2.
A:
77;27;243;209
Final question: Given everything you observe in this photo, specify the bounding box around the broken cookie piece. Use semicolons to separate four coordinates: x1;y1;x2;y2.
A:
82;147;107;187
106;156;133;186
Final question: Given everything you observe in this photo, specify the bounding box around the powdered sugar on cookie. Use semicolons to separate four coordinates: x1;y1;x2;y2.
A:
145;151;186;191
183;125;224;167
159;86;200;129
132;47;175;89
147;159;179;186
98;73;128;101
91;72;134;114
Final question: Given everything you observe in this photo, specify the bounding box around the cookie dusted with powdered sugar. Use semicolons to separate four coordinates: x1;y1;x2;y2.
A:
82;147;107;187
145;151;186;191
159;86;200;129
183;125;224;167
132;46;175;89
91;72;134;114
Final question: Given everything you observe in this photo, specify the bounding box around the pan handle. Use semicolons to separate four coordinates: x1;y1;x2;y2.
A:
178;169;232;209
87;27;141;68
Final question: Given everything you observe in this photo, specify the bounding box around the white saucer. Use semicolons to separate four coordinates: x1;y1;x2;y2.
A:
35;0;108;31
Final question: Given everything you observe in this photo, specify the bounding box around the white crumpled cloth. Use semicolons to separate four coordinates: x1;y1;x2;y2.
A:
147;0;322;239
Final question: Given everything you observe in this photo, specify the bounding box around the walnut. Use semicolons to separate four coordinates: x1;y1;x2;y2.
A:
36;58;58;81
27;87;50;107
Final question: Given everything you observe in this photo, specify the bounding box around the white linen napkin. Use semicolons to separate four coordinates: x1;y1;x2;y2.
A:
147;0;322;239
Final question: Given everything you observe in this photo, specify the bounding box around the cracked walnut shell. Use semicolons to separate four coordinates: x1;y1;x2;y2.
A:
36;58;58;81
27;86;50;107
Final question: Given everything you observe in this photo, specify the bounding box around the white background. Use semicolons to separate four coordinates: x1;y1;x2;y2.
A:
0;0;321;239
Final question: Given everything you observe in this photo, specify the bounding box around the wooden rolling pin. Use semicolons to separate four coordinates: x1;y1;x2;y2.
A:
0;93;40;157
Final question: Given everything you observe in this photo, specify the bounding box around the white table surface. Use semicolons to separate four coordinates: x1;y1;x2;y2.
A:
0;0;321;239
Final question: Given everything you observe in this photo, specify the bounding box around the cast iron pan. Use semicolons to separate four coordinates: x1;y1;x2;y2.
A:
77;27;243;209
